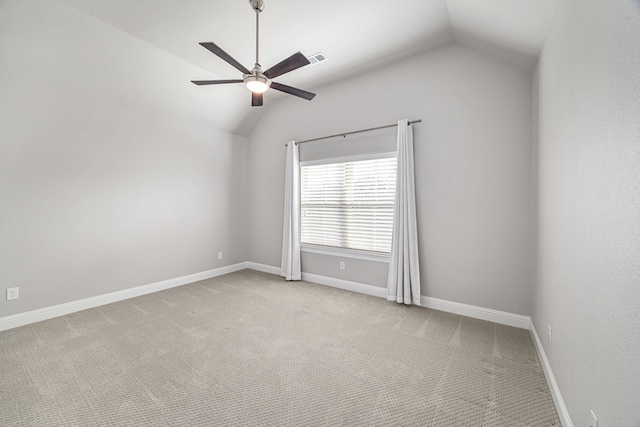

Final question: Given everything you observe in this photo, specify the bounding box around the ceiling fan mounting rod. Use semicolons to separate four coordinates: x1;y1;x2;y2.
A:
255;9;259;64
250;0;264;65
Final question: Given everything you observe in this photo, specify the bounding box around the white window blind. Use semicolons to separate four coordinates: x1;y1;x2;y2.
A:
301;156;397;254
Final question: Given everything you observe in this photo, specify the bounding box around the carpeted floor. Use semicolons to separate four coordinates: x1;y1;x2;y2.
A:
0;269;561;426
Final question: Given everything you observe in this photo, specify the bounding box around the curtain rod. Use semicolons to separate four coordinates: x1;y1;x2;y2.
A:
289;119;422;145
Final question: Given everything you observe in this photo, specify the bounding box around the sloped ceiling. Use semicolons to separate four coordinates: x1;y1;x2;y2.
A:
56;0;557;136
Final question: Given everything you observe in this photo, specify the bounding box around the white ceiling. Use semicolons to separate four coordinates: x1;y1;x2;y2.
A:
56;0;557;135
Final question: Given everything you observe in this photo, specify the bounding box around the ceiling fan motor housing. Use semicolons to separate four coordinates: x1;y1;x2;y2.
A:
243;64;271;93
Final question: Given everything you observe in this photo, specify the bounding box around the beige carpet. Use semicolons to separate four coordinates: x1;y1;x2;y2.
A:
0;269;561;426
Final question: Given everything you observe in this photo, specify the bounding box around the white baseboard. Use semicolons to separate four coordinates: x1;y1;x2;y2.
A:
2;262;531;333
301;272;388;299
247;263;528;329
530;321;573;427
247;262;388;299
420;296;531;329
0;262;248;332
247;262;281;276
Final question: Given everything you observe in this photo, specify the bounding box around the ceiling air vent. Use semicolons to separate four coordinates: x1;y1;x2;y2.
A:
306;52;328;67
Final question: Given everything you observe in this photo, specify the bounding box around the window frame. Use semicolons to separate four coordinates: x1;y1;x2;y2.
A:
299;150;397;261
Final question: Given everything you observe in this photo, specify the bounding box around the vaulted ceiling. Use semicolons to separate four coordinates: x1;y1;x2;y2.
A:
56;0;558;135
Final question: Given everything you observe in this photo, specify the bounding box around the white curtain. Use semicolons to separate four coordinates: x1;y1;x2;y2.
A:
387;119;421;305
281;141;302;281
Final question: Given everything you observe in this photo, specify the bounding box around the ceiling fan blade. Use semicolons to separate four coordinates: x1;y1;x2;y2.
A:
191;79;243;85
270;82;316;101
199;42;251;74
264;52;310;79
252;92;264;107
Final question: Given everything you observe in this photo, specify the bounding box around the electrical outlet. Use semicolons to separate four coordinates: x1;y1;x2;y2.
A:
218;252;223;260
6;287;19;301
339;261;345;270
548;325;552;346
590;410;598;427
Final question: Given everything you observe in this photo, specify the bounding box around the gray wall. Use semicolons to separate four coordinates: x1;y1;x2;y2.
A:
533;0;640;425
247;44;534;316
0;0;248;317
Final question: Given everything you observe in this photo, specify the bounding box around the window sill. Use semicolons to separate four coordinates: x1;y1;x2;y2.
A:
301;244;390;263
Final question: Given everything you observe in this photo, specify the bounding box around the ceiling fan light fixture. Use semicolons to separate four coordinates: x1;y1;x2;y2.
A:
244;74;271;93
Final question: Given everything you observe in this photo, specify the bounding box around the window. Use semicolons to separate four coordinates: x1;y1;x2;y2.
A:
300;154;397;254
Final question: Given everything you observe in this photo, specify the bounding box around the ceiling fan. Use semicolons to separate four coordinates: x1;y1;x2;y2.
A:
191;0;316;107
